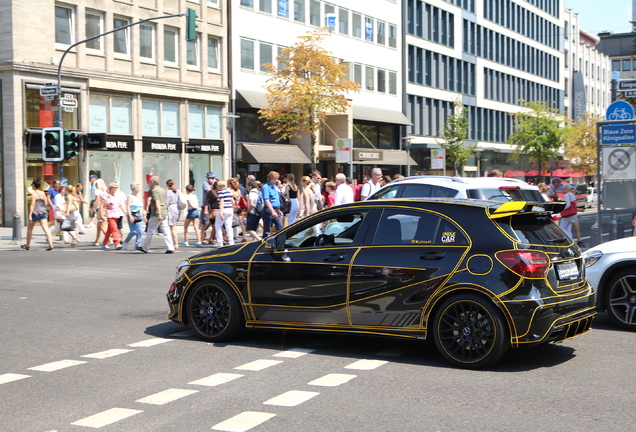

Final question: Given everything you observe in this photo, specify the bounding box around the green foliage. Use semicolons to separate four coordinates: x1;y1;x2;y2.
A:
437;99;474;172
259;28;359;169
508;101;567;174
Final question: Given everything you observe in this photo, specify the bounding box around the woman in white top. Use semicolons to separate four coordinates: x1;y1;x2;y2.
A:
283;174;300;225
91;178;108;246
181;184;203;247
165;179;182;249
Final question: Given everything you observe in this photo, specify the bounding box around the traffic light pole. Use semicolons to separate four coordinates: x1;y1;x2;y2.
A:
54;13;186;128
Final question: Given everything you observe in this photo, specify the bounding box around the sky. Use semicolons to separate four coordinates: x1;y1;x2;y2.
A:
564;0;633;35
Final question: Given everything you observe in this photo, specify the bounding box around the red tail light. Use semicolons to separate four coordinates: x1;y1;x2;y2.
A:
495;250;550;278
498;186;521;190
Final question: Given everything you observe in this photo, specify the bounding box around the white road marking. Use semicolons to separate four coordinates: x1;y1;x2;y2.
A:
28;359;87;372
136;388;199;405
211;411;276;432
344;359;388;370
189;372;244;387
263;390;320;407
0;373;30;385
308;373;357;387
272;348;315;358
376;347;412;357
234;359;283;371
127;338;173;347
81;349;134;359
71;407;142;428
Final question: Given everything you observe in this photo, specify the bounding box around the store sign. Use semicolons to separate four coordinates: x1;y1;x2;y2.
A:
87;134;134;151
319;151;336;161
354;149;383;162
142;136;183;153
186;139;224;154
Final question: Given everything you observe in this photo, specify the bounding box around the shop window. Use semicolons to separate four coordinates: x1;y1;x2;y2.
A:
189;105;222;139
90;95;109;133
85;11;103;52
162;102;180;136
353;121;398;149
113;17;130;56
24;86;79;130
142;100;161;135
55;6;73;46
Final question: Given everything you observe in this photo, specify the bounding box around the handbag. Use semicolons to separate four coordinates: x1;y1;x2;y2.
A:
60;217;76;231
560;194;577;218
131;210;143;223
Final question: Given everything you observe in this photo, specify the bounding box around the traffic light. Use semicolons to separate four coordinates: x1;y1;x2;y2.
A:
186;8;198;42
63;130;81;161
42;127;64;162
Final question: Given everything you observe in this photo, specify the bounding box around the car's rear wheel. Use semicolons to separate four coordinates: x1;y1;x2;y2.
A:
603;270;636;331
187;280;244;342
433;293;509;368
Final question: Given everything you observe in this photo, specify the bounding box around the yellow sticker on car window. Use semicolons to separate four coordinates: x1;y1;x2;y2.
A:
441;232;456;243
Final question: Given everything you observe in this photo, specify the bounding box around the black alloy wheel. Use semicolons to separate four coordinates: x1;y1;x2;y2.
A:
187;280;244;342
433;293;509;368
604;270;636;331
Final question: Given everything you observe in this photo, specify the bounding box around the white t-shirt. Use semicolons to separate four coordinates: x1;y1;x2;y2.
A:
186;193;199;210
360;180;382;200
334;183;354;206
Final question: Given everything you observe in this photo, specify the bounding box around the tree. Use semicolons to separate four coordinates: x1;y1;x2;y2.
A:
563;111;600;179
508;101;567;183
259;28;360;170
437;98;473;176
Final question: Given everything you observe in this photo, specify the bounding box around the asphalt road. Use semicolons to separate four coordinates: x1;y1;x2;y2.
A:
571;208;634;248
0;241;633;431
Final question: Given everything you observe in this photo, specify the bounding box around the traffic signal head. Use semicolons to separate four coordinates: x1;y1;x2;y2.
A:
186;8;198;42
64;130;81;161
42;127;64;162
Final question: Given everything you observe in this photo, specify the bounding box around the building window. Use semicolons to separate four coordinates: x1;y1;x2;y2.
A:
352;13;362;38
623;59;631;71
187;36;199;67
240;0;254;8
388;24;397;48
338;8;348;34
208;38;220;70
365;17;374;42
377;69;386;92
354;63;362;86
241;39;255;70
55;6;73;45
278;0;289;18
113;18;129;55
365;66;374;90
189;105;222;139
140;24;155;60
142;100;161;135
377;21;386;45
162;102;180;136
259;0;272;13
85;11;103;52
294;0;304;22
89;95;132;134
389;71;396;95
164;28;178;64
208;0;219;5
260;42;273;72
278;46;288;69
142;100;181;136
612;60;620;71
309;0;320;26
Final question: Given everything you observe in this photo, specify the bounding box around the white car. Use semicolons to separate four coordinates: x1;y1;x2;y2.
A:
367;176;544;202
583;237;636;330
586;187;598;208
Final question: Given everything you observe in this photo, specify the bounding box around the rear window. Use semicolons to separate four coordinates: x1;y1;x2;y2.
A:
467;188;543;202
496;213;569;246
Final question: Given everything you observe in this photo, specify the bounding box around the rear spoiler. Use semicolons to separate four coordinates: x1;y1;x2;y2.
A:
489;201;566;219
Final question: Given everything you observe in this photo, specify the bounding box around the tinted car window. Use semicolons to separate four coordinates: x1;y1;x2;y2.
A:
400;184;432;198
374;209;467;246
284;211;367;248
496;213;569;246
467;188;543;202
431;186;458;198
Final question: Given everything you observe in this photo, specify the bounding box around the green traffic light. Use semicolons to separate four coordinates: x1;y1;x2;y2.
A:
63;129;81;161
42;127;64;161
186;8;198;42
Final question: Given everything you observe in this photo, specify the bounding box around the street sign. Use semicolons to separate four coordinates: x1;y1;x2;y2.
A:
335;139;351;163
602;146;636;180
617;79;636;91
601;124;636;145
61;98;78;108
606;101;634;120
624;90;636;97
431;148;445;170
39;86;59;96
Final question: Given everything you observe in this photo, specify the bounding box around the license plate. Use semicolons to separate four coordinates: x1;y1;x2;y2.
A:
557;261;579;279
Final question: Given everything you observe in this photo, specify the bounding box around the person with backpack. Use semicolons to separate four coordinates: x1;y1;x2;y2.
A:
245;181;262;242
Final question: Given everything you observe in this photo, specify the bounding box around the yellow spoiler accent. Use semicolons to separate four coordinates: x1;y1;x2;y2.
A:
489;201;527;219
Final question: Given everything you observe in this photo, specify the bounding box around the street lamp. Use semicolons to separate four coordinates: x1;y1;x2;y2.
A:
222;113;241;178
474;149;482;177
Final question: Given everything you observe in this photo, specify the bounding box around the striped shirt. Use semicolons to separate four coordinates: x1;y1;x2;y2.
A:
218;188;234;209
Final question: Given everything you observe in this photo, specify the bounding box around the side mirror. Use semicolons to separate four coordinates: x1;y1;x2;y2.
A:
265;237;278;252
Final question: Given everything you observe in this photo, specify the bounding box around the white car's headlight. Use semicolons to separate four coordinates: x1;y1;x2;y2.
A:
583;250;603;268
175;260;190;280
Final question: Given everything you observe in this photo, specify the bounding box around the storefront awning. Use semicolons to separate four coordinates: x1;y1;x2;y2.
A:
352;106;412;126
237;90;268;109
377;150;418;166
240;143;311;164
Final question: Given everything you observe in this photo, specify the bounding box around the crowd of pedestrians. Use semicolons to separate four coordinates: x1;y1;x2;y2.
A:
22;168;397;251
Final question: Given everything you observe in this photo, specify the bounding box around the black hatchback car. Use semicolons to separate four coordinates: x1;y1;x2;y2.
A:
167;199;596;368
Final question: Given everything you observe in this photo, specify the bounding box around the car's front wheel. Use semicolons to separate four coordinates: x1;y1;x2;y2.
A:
433;293;509;368
187;280;244;342
604;269;636;331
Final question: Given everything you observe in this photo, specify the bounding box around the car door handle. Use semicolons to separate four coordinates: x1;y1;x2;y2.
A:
420;252;446;260
324;253;347;262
